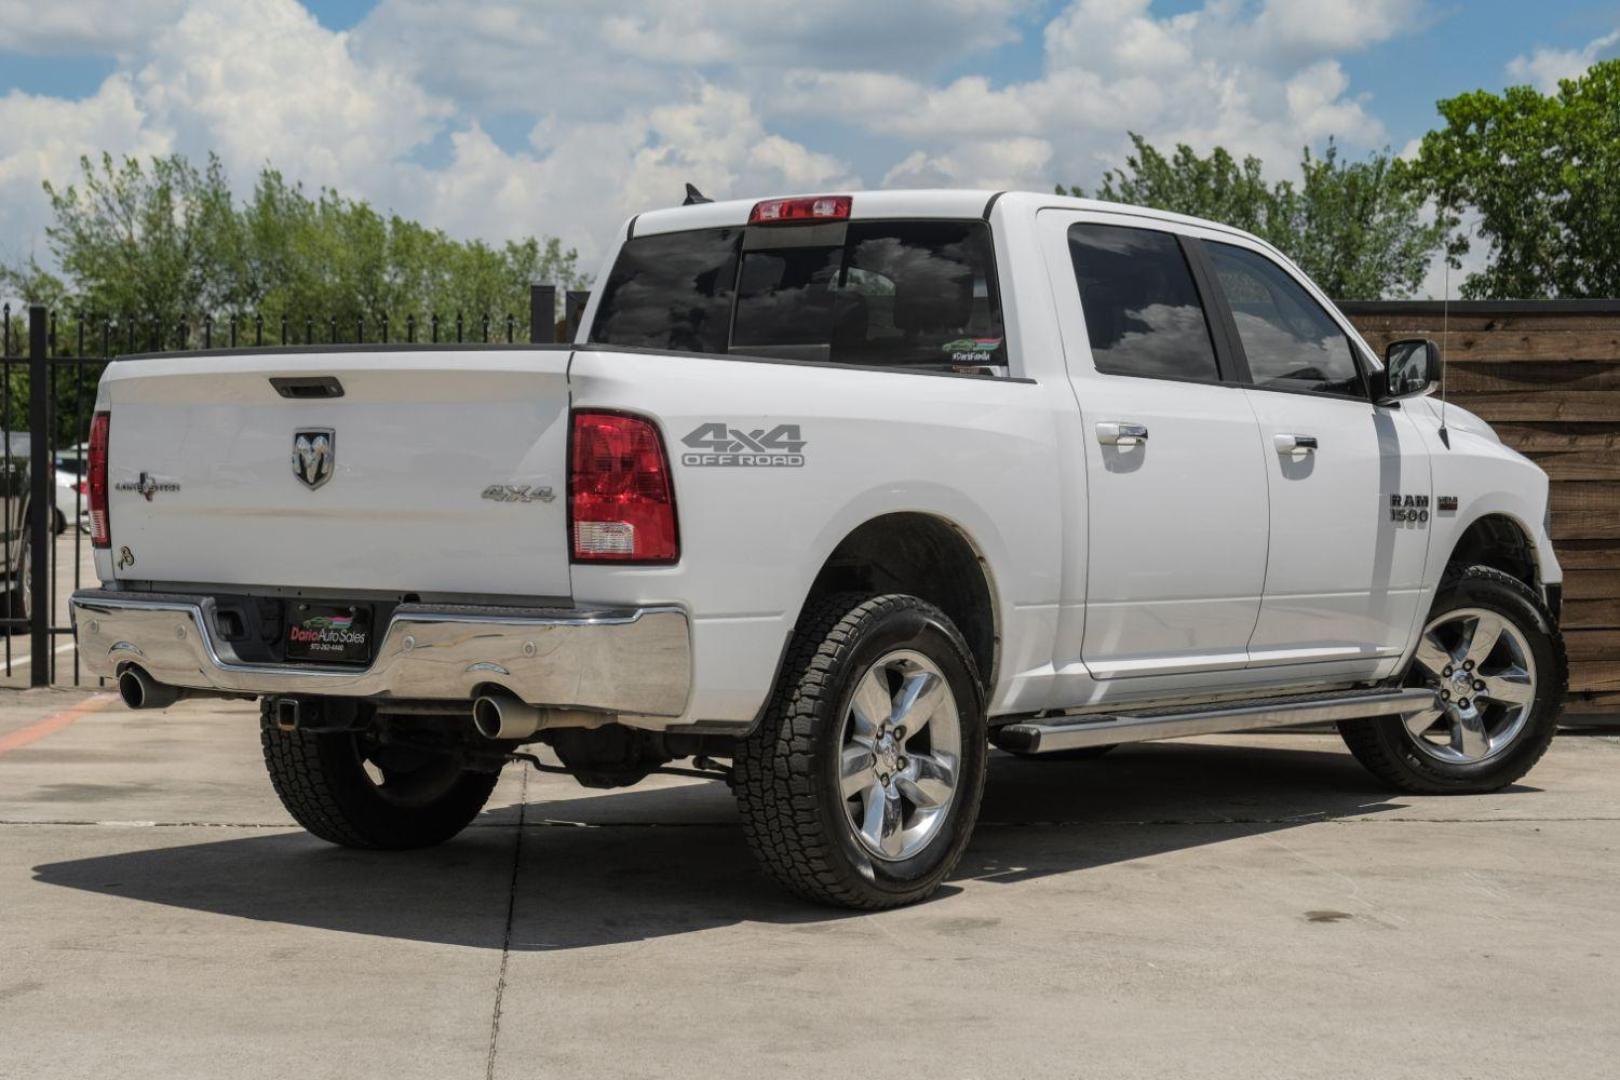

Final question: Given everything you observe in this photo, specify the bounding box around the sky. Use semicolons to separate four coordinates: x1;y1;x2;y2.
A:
1;0;1617;295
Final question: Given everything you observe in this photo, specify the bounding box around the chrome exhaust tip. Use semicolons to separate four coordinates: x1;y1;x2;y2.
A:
472;689;544;741
117;666;183;710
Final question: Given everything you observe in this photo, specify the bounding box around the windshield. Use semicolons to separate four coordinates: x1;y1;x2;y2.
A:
589;219;1005;371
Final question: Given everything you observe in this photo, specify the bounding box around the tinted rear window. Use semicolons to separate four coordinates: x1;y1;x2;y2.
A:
1068;224;1221;382
589;220;1005;370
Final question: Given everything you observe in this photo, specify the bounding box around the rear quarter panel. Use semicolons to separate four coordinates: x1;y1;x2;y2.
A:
566;349;1070;726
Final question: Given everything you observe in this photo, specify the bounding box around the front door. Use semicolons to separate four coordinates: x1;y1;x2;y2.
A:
1200;239;1431;675
1045;214;1270;682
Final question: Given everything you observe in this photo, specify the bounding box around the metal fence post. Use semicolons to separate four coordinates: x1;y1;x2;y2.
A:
27;306;49;686
529;285;556;344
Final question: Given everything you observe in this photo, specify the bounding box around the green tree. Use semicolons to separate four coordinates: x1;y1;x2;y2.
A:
1059;134;1445;299
2;152;588;344
1409;58;1620;299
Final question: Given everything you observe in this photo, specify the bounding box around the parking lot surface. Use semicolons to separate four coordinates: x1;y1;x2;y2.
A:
1;689;1617;1080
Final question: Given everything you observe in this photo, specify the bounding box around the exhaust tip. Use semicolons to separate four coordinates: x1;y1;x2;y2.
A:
117;667;148;709
472;696;504;740
472;691;542;741
117;665;181;710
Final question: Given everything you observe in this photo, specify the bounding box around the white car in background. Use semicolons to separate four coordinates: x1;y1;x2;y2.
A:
54;447;88;534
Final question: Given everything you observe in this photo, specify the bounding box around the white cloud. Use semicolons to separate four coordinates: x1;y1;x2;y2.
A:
0;0;184;55
1507;28;1620;93
0;0;1432;279
0;77;169;266
785;0;1401;193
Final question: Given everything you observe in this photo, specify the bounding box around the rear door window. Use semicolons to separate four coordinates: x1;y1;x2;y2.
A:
1067;224;1221;382
590;219;1005;371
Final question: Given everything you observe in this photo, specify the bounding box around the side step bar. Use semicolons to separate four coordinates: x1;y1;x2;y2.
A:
992;687;1438;755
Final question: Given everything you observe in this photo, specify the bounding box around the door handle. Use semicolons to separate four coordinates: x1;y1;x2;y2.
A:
1097;422;1149;447
1275;433;1318;453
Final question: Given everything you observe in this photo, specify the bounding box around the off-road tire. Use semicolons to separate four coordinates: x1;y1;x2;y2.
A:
732;593;988;910
260;704;499;849
1338;565;1566;794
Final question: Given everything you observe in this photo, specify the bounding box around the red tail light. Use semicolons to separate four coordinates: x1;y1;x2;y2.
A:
569;411;678;563
749;195;852;225
88;411;110;548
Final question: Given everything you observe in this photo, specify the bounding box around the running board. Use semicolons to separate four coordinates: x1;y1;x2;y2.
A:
992;687;1438;755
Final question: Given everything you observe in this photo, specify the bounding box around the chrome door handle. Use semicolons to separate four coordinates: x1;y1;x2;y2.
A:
1097;422;1149;446
1275;433;1318;453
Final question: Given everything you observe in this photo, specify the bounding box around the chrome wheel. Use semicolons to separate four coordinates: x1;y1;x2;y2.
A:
1405;607;1537;764
838;649;962;862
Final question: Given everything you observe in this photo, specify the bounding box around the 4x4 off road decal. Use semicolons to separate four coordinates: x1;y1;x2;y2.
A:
681;422;806;467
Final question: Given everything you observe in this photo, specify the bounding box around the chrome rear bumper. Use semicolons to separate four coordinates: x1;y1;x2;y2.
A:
70;589;691;720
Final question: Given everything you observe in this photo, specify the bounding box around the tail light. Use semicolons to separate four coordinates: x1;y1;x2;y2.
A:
88;411;110;548
569;411;678;563
749;195;852;225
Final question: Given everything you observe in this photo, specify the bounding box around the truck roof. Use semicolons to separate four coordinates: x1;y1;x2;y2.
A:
626;189;1264;248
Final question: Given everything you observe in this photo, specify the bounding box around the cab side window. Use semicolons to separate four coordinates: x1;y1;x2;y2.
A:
1068;224;1221;382
1205;242;1365;398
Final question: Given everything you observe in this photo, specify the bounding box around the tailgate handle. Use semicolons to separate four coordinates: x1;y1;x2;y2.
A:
270;376;344;399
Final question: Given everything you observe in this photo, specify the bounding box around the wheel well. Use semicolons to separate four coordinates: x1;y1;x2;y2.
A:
1447;514;1538;588
803;513;998;687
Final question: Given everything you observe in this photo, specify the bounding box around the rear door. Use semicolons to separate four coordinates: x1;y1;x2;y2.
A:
99;348;574;598
1198;240;1430;673
1042;212;1269;681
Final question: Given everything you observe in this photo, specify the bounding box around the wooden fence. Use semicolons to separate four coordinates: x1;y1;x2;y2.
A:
1343;300;1620;715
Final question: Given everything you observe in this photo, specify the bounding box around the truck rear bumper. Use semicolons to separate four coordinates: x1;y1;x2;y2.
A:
70;589;692;721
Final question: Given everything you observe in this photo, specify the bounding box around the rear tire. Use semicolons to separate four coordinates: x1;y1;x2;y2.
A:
260;702;499;849
732;593;988;909
1338;566;1565;794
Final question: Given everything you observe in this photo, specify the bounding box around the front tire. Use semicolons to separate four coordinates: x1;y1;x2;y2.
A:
1339;566;1566;794
261;703;499;849
732;593;988;909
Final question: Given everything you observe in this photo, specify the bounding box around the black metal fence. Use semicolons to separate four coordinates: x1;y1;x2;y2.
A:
0;283;593;688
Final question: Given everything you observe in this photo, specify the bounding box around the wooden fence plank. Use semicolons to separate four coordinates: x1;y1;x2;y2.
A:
1464;393;1620;424
1569;661;1620;692
1493;423;1620;453
1548;540;1620;570
1350;314;1620;334
1562;570;1620;601
1560;598;1620;628
1551;484;1620;512
1446;362;1620;394
1564;629;1620;661
1552;513;1620;541
1523;451;1620;482
1564;691;1620;714
1359;330;1620;362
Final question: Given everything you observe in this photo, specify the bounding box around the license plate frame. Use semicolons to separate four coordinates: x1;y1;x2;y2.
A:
284;602;374;665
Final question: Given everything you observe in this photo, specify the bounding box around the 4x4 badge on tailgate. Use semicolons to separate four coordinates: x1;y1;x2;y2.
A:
292;429;335;490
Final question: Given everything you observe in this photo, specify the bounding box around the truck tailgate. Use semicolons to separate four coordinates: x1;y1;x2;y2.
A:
99;349;573;598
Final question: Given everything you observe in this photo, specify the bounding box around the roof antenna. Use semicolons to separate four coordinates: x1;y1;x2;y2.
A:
1438;244;1452;449
683;183;712;206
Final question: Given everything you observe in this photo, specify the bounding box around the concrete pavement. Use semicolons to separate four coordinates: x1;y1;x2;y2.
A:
2;689;1617;1079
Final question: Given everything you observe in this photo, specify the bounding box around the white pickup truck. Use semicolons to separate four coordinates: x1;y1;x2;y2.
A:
72;190;1567;909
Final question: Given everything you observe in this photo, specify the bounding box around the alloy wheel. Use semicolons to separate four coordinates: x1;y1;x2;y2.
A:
837;649;962;861
1404;607;1537;765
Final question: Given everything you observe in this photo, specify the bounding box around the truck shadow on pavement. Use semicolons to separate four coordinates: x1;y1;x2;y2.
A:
32;738;1517;950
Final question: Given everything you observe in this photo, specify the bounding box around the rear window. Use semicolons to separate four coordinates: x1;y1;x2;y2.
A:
589;220;1005;371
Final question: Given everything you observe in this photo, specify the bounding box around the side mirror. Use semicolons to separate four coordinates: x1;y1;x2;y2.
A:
1375;338;1442;404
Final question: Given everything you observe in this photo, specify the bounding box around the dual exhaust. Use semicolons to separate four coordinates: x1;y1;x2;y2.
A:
119;665;577;742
